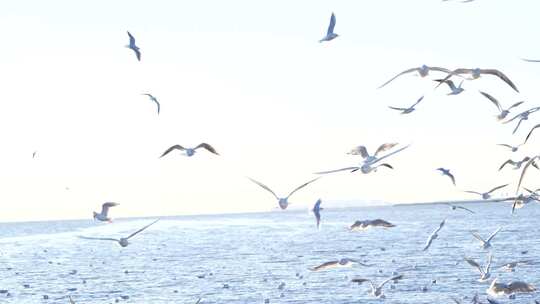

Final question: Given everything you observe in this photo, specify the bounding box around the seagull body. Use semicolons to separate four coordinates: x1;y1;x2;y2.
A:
378;65;452;88
464;254;492;282
248;177;320;210
312;199;322;229
351;274;404;298
464;184;509;200
317;144;409;175
436;168;456;186
350;219;395;231
310;258;368;271
93;202;119;222
423;218;446;251
487;279;536;297
470;227;502;249
126;31;141;61
434;79;464;95
480;92;524;121
437;68;519;93
444;203;475;214
388;96;424;114
80;219;159;247
142;94;160;115
319;13;338;43
503;107;540;134
160;143;219;158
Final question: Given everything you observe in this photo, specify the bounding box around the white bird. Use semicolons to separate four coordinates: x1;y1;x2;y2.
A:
125;31;141;61
378;65;452;88
160;143;219;158
464;184;509;200
499;156;537;171
443;203;475;214
310;258;370;271
388;96;424;114
423;218;446;251
248;177;320;210
464;254;492;282
470;227;502;249
434;79;464;95
510;193;539;214
436;168;456;186
142;94;160;115
437;68;519;93
312;199;322;230
79;219;159;247
503;106;540;134
319;13;338;43
93;202;119;222
480;91;524;121
498;260;532;272
487;279;536;297
349;219;395;231
351;274;404;298
497;143;521;153
523;123;540;145
316;145;409;175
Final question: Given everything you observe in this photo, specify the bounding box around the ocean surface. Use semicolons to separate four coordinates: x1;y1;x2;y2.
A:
0;202;539;304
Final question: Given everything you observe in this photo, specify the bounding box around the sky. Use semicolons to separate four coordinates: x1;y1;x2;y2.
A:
1;0;540;222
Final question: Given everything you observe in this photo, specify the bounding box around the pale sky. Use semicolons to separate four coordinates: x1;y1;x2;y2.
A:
1;0;540;222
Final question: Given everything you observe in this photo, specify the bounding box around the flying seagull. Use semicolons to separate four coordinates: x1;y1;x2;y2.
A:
248;177;320;210
423;218;446;251
498;156;537;171
487;279;536;297
434;79;464;95
464;184;509;200
93;202;119;222
312;199;322;229
436;68;519;93
319;13;338;43
479;91;524;121
498;260;533;272
512;155;540;213
470;227;502;249
378;65;452;89
126;31;141;61
160;143;219;158
388;96;424;114
502;106;540;134
464;254;492;282
142;94;160;115
349;219;395;231
436;168;456;186
351;274;404;298
79;219;159;247
443;203;475;214
523;123;540;145
317;145;409;175
310;258;370;271
497;143;521;153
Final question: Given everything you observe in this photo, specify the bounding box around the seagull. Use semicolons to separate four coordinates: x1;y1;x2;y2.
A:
160;143;219;158
502;106;540;134
312;199;322;229
464;254;492;282
523;123;540;145
434;79;464;95
487;279;536;297
510;193;539;214
498;156;537;171
32;151;37;159
142;94;160;115
317;145;409;175
79;219;159;247
349;219;395;231
310;258;370;271
464;184;509;200
126;31;141;61
351;274;404;298
498;260;532;272
479;91;524;121
423;218;446;251
93;202;119;222
470;227;502;249
497;143;521;153
436;68;519;93
388;96;424;114
248;177;320;210
443;203;475;214
319;13;338;43
436;168;456;186
378;65;452;89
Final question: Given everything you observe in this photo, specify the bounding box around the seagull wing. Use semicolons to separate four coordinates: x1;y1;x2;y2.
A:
126;219;160;240
287;177;320;199
378;68;419;89
388;106;408;111
521;58;540;62
423;234;435;251
372;144;409;165
78;236;119;242
487;184;509;194
371;219;395;227
470;231;486;244
486;254;493;273
313;199;322;229
456;205;475;214
374;143;398;157
434;68;470;88
348;145;369;158
508;281;536;293
378;274;403;289
479;91;502;112
327;13;336;35
411;95;424;108
427;66;452;74
311;261;338;271
351;278;371;285
101;202;119;217
524;124;540;144
464;257;484;274
480;69;519;93
512;118;524;134
507;101;524;111
464;190;482;196
160;145;186;158
498;160;514;171
194;143;219;155
314;167;360;175
486;227;502;243
248;178;279;200
127;31;136;46
435;218;446;233
497;144;513;150
446;172;456;186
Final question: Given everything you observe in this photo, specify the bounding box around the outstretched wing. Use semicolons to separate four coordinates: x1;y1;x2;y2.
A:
388;106;408;111
373;144;409;164
78;236;119;242
378;68;419;89
486;227;502;243
314;167;360;175
160;145;185;158
498;159;514;171
348;145;369;158
487;184;509;194
480;69;519;93
127;31;136;46
195;143;219;155
470;231;486;244
507;101;524;111
378;274;404;289
248;177;279;200
480;91;502;111
101;202;119;217
126;219;160;240
464;190;482;196
464;257;483;274
326;13;336;36
374;143;398;157
287;177;320;199
524;124;540;145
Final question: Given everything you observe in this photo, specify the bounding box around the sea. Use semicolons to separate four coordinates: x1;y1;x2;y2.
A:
0;202;538;304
